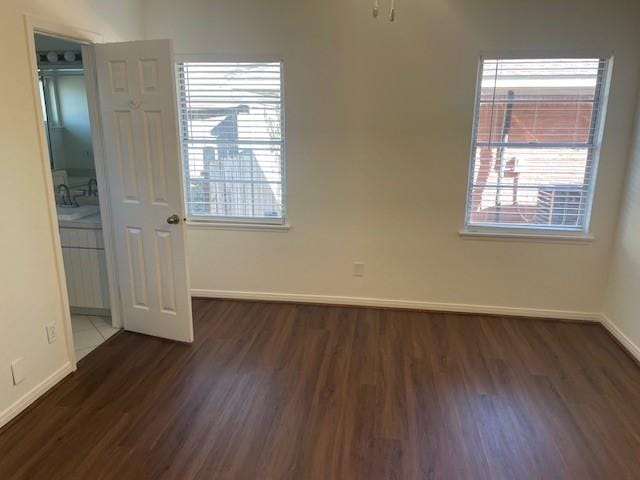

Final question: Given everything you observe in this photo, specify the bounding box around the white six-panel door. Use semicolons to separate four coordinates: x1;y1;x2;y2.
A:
94;40;193;342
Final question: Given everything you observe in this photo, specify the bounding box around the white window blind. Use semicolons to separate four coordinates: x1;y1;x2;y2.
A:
465;57;610;232
38;78;48;122
177;61;284;222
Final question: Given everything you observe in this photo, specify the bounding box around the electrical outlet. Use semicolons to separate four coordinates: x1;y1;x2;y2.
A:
11;358;25;385
46;323;57;344
353;262;365;277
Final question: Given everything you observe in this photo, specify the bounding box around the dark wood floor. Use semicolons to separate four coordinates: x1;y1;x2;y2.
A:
1;299;640;479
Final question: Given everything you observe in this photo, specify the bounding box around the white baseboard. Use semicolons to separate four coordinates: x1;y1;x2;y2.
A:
191;289;600;322
0;362;74;429
600;313;640;363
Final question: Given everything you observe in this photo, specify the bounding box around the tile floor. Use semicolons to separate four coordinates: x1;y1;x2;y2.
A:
71;315;120;361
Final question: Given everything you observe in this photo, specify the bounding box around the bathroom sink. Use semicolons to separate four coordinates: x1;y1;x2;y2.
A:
56;205;99;221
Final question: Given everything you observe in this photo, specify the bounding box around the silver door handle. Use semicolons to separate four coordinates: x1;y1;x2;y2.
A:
167;214;181;225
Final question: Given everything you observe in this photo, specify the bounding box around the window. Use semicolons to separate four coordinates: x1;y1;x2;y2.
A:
38;78;48;122
465;57;611;232
38;76;61;126
177;61;285;223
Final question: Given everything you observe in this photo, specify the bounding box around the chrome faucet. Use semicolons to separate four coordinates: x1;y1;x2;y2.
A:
87;178;98;197
56;184;73;206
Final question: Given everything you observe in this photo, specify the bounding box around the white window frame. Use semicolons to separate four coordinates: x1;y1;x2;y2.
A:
39;75;62;128
462;54;613;239
176;55;287;227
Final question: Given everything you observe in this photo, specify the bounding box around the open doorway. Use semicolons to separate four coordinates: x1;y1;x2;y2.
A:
34;33;120;362
27;17;194;357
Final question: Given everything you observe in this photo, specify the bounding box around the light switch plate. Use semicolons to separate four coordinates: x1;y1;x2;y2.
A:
46;323;57;344
11;358;25;385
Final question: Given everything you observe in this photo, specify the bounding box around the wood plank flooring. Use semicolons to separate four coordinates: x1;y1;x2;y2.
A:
1;298;640;479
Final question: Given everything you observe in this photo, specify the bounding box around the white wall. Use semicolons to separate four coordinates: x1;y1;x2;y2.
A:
603;94;640;357
0;0;142;424
143;0;640;316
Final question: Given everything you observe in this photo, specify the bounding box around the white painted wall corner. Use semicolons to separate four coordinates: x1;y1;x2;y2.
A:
600;313;640;363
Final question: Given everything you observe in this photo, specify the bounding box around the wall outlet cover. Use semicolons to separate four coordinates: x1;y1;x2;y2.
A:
353;262;365;277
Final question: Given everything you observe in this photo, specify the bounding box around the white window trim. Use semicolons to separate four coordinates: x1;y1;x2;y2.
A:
175;55;288;227
40;75;63;128
459;227;594;244
461;54;614;239
187;220;291;232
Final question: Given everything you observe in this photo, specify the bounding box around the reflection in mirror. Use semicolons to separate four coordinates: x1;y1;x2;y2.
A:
35;33;98;205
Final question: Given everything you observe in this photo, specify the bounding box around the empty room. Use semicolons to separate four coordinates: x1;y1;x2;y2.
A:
2;0;640;478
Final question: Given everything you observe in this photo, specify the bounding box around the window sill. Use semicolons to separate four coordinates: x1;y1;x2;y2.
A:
186;220;291;232
459;228;594;244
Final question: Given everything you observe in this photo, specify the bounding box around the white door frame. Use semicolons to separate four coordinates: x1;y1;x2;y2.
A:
23;14;124;369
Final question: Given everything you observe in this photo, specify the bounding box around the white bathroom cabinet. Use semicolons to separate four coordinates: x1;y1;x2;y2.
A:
59;224;111;311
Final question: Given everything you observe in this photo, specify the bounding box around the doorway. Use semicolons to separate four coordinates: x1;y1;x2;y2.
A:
33;32;121;362
26;17;195;367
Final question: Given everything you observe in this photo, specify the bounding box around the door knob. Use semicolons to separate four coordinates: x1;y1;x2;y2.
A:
167;214;181;225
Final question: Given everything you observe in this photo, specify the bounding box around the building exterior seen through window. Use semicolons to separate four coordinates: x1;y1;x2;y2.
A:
178;61;284;223
466;58;610;231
